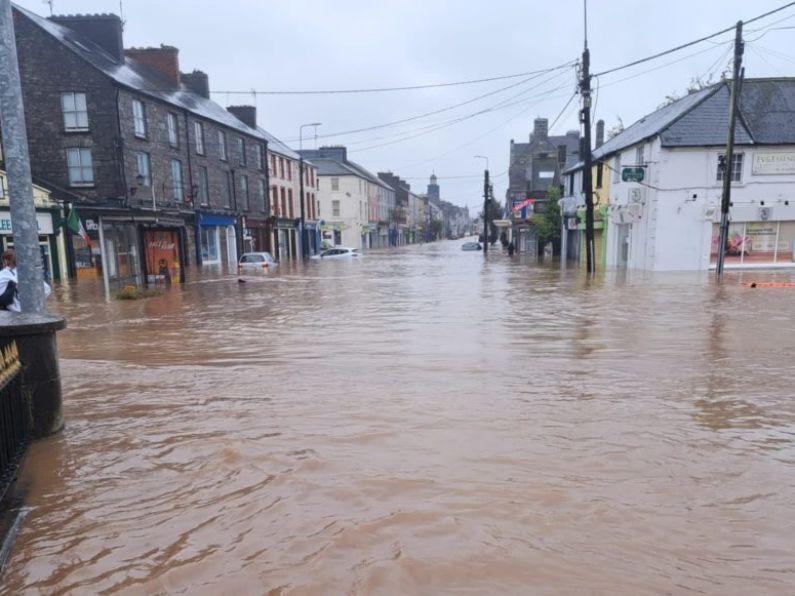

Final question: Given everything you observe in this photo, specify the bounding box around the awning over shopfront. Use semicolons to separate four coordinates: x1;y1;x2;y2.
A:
320;222;347;232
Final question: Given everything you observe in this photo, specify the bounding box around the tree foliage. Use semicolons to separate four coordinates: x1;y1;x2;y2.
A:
531;186;561;246
429;219;444;240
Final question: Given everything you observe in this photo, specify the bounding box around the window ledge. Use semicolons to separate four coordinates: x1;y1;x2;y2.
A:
64;128;90;134
70;183;95;188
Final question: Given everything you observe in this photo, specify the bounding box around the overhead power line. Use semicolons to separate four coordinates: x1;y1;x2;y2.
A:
210;63;575;96
594;0;795;77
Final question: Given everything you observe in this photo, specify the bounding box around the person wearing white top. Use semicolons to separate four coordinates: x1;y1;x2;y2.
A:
0;249;51;312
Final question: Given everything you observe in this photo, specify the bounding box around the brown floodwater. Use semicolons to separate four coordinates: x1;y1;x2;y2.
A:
3;241;795;595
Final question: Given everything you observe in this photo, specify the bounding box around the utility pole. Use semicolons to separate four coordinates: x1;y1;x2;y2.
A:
475;155;489;253
716;21;744;278
580;1;595;274
0;0;47;313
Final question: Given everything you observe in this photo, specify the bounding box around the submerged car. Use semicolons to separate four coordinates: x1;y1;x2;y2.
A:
313;247;362;260
461;242;482;251
238;252;277;273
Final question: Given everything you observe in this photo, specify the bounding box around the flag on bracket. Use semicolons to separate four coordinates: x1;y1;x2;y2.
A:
66;207;93;248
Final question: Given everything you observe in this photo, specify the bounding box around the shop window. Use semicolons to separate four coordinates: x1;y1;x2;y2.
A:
61;92;88;131
200;226;220;263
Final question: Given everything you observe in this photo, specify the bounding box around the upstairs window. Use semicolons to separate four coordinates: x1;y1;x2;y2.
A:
240;175;249;210
66;148;94;186
223;171;233;207
635;144;644;166
194;121;205;155
135;151;151;187
237;138;246;166
717;153;744;183
197;166;209;206
258;179;267;210
167;113;179;147
257;145;265;170
171;159;183;201
61;92;88;131
331;177;339;191
596;163;603;188
132;99;147;138
218;131;228;161
332;200;341;216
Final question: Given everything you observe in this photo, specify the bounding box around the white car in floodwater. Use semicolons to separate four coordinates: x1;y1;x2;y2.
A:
312;247;362;260
238;252;278;273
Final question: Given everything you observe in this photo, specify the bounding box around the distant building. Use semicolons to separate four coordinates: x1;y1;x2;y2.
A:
300;146;394;250
507;118;580;254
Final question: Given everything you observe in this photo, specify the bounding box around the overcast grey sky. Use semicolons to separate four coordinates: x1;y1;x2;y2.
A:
14;0;795;212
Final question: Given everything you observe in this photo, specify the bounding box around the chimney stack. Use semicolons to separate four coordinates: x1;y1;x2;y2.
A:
596;119;605;148
125;45;180;86
49;13;124;63
227;105;257;129
532;117;549;142
181;70;210;99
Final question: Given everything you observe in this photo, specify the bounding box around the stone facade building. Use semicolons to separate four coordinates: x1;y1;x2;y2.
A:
11;6;272;289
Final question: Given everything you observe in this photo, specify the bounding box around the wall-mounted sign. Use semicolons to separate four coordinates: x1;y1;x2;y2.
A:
567;217;578;230
621;167;645;182
752;152;795;175
0;211;54;235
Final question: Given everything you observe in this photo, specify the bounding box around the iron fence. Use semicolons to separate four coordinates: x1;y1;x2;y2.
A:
0;339;26;503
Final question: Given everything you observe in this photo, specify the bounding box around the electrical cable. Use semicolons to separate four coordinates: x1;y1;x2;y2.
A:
282;65;575;143
210;62;575;96
594;1;795;77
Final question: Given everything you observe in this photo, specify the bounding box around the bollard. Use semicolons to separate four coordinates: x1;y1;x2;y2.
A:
0;313;66;438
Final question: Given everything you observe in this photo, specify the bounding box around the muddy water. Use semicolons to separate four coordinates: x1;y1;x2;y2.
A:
3;241;795;595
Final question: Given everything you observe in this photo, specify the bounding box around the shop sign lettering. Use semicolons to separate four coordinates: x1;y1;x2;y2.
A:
0;212;54;235
752;152;795;175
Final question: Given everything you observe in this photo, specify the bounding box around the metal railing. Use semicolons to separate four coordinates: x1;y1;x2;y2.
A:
0;339;27;503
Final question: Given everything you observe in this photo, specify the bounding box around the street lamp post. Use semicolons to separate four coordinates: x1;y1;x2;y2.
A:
474;156;489;254
299;122;321;259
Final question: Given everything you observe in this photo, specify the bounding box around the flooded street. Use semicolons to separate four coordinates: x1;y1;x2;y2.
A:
4;241;795;595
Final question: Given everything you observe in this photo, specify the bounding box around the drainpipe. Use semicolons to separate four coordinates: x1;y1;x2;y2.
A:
182;111;199;268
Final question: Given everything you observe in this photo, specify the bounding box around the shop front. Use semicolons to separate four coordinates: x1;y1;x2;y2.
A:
305;221;321;256
272;217;298;262
142;228;183;286
244;217;271;255
197;213;238;268
0;209;67;282
710;219;795;268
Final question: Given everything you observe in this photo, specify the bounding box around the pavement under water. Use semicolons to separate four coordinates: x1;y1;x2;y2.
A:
3;241;795;595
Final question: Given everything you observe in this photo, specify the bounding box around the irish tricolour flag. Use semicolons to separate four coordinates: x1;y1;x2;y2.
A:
67;208;93;248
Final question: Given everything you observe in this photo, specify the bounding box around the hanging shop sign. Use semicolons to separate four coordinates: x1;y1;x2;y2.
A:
621;167;645;182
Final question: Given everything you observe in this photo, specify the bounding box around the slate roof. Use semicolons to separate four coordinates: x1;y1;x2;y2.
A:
308;158;360;177
16;5;267;141
257;128;300;160
593;78;795;160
